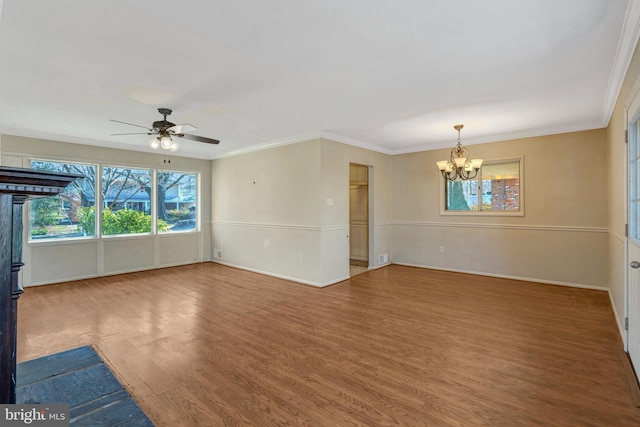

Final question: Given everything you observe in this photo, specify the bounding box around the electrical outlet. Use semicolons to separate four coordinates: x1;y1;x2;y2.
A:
439;246;445;254
216;250;222;259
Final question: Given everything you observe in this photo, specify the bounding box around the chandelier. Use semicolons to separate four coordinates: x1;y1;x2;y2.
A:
148;132;178;152
436;124;483;181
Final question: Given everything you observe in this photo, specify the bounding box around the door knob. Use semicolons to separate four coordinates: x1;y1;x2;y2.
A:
631;261;640;269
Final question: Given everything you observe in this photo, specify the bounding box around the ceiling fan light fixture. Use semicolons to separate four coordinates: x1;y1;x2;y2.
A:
160;135;173;149
111;108;221;151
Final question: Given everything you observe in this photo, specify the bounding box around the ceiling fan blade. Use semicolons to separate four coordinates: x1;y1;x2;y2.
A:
178;133;220;145
168;124;196;134
111;132;155;136
109;119;153;131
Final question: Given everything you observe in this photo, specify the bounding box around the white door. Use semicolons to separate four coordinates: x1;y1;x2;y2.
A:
628;114;640;370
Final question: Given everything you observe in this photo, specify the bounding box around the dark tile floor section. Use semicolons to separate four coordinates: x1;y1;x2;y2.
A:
17;346;154;426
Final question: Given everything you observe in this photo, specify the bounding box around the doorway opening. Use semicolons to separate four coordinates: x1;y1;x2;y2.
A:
349;163;370;276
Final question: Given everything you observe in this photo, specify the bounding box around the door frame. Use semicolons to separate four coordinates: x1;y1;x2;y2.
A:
625;76;640;353
622;72;640;353
367;165;374;268
348;162;375;270
625;105;630;352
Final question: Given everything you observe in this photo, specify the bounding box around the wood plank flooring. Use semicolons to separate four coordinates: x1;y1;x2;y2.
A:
16;263;640;426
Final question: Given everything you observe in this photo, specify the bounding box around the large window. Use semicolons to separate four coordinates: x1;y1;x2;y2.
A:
101;166;153;235
28;160;200;241
157;170;198;233
29;160;96;240
443;158;523;215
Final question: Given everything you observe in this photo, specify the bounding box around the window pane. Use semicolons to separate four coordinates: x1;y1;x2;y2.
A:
632;122;640;239
101;166;152;235
481;161;520;211
444;178;478;211
157;171;198;232
29;160;96;240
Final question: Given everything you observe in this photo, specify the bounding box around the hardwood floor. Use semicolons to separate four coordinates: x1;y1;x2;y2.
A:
16;263;640;426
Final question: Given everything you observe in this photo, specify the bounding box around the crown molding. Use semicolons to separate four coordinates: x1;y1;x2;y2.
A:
210;131;324;159
389;120;607;155
601;0;640;125
318;131;394;155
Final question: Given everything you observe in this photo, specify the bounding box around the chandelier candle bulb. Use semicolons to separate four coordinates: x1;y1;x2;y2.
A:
454;157;467;168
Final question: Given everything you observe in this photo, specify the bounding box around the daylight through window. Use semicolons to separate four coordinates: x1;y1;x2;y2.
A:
443;158;522;214
28;160;200;241
157;171;198;233
29;160;97;240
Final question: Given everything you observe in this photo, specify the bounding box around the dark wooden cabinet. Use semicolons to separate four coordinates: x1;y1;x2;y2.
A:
0;166;81;404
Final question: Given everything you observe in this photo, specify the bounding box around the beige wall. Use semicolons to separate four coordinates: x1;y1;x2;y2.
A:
392;129;608;288
211;139;326;284
0;127;612;293
211;129;609;290
1;134;212;286
319;140;393;280
211;138;393;286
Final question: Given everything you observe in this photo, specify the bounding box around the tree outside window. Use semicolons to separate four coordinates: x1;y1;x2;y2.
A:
29;160;200;240
97;166;158;235
29;160;96;239
443;158;522;214
157;171;198;232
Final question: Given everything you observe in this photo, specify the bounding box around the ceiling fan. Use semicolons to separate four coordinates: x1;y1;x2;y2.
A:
110;108;220;151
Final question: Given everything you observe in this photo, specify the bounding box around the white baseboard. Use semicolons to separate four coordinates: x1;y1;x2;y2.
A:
211;260;349;288
393;262;609;291
609;288;627;349
24;260;204;287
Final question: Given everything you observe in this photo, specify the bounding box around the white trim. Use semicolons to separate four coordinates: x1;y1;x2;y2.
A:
393;262;608;291
208;121;612;160
24;260;204;287
393;221;607;234
320;132;393;155
212;132;323;159
610;288;626;344
212;260;349;287
611;229;626;245
368;262;391;270
604;0;640;124
439;156;524;216
213;221;349;232
2;129;216;160
390;121;607;155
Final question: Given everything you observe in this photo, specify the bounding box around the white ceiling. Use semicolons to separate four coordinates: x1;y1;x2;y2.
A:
1;0;639;160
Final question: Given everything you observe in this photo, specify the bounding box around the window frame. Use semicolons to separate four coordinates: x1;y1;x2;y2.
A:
439;156;524;217
100;164;154;237
27;158;202;243
156;168;201;234
631;119;640;244
27;159;99;241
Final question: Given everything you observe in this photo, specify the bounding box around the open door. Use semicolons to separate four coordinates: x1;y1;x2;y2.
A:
349;163;369;269
629;114;640;371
